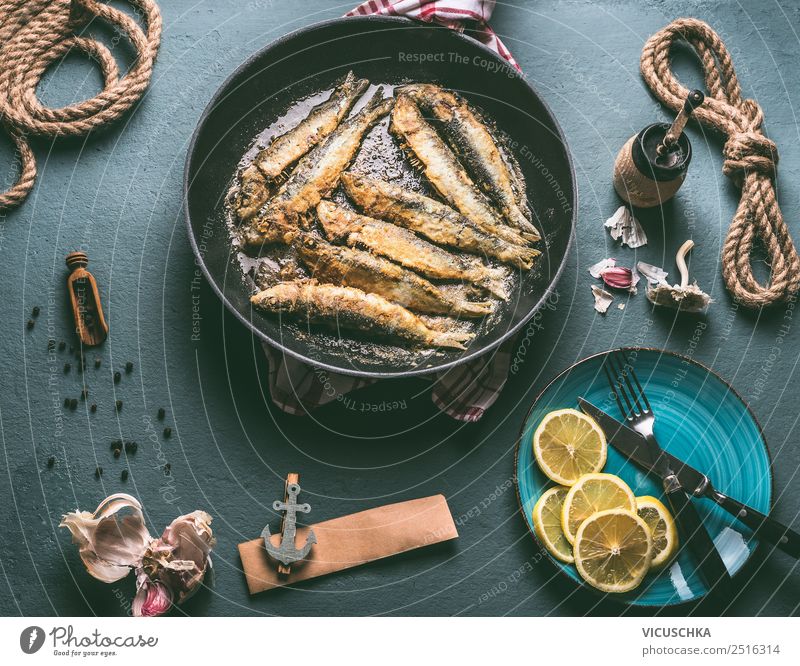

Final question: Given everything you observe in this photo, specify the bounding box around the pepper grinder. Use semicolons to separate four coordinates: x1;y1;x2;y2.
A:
613;89;705;208
66;251;108;346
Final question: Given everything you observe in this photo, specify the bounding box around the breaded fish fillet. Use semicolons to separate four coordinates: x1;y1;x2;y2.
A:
400;84;538;239
390;94;536;245
251;281;472;350
341;173;540;270
235;71;369;223
294;233;493;318
317;200;508;299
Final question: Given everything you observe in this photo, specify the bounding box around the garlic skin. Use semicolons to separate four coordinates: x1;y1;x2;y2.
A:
144;511;215;604
59;494;151;583
60;495;214;616
591;284;615;313
604;206;647;248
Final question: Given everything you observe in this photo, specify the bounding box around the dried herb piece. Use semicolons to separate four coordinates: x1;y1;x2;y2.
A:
64;397;70;408
157;408;165;421
115;400;123;411
47;456;55;468
32;306;40;317
125;361;133;373
164;463;171;475
94;357;102;368
69;398;78;410
114;371;121;384
121;469;129;481
90;403;97;413
81;389;89;400
94;467;103;478
163;427;172;439
26;319;35;330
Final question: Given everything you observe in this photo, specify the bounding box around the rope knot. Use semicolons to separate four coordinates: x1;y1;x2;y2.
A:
722;130;778;182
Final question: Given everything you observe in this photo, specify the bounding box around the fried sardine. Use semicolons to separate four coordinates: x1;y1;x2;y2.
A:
400;84;538;239
317;200;508;299
242;92;394;248
294;234;493;318
341;173;540;270
251;281;473;350
390;94;535;245
235;71;369;223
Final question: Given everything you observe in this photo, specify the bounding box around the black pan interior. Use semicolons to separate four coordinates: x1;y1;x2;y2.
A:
185;16;575;378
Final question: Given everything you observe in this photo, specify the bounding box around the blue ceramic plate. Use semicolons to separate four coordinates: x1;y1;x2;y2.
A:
515;348;772;606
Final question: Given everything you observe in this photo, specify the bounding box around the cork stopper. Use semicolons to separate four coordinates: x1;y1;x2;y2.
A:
66;251;89;271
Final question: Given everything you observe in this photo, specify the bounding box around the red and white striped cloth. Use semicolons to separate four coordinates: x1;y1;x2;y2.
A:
262;0;518;422
264;340;514;422
346;0;519;69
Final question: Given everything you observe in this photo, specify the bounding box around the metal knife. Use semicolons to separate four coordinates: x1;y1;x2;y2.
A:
579;397;800;559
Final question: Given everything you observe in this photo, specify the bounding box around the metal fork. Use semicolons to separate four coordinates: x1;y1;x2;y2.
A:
603;350;733;598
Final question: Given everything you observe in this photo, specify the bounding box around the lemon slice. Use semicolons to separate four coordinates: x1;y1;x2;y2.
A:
532;487;574;563
561;473;637;544
532;408;607;485
636;495;679;569
574;508;653;593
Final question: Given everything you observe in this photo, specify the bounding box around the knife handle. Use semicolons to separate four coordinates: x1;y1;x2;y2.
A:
665;482;733;598
709;490;800;558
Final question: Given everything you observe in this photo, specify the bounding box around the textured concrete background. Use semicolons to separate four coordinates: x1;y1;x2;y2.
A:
1;0;799;616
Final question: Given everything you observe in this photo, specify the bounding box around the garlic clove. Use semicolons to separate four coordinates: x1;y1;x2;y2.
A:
132;571;173;617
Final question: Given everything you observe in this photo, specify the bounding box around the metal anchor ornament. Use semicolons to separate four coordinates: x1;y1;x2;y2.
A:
261;473;316;573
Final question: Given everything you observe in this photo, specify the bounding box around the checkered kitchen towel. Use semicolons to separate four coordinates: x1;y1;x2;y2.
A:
262;0;519;423
346;0;519;69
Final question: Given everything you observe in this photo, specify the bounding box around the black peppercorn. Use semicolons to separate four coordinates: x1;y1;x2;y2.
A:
90;403;97;413
114;371;121;383
32;306;40;317
121;469;129;481
163;427;172;438
94;466;103;478
69;398;78;410
63;397;70;408
124;441;138;454
63;362;71;373
113;448;121;458
26;319;35;330
47;456;55;468
115;400;123;411
125;361;133;373
111;440;123;452
157;407;165;420
58;341;66;351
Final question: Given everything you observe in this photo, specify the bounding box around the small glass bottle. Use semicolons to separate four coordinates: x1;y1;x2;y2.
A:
66;251;108;346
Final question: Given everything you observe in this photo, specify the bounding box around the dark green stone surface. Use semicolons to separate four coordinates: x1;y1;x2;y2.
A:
1;0;799;616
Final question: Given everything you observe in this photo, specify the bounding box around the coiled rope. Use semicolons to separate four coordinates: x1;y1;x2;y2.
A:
0;0;161;211
641;18;800;308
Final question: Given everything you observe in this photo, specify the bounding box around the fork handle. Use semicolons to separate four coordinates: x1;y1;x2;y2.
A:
665;481;734;598
709;490;800;558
